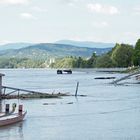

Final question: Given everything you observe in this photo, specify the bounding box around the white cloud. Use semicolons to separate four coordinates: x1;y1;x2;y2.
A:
31;6;47;12
20;13;36;20
122;32;140;44
0;0;29;5
61;0;79;7
133;6;140;15
87;3;119;15
92;21;109;28
0;40;12;45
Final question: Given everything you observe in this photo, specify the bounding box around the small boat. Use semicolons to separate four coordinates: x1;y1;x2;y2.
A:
57;69;72;74
0;105;27;127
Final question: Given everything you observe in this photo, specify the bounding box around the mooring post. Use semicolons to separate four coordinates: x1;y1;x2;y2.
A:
18;105;23;115
18;89;20;98
0;100;2;113
5;104;10;114
0;73;5;98
75;81;79;96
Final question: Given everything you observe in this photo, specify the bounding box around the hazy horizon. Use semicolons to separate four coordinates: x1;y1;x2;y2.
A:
0;0;140;45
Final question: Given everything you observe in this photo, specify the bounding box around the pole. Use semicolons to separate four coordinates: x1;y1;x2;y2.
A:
0;100;2;113
0;76;2;96
0;74;5;97
75;81;79;96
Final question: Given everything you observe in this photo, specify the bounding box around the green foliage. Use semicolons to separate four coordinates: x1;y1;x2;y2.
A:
50;57;75;68
96;54;115;68
50;56;87;68
133;39;140;66
111;43;133;67
86;52;97;68
0;57;45;68
0;39;140;68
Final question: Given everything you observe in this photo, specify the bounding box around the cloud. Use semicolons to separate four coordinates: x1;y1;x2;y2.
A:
87;3;119;15
0;0;29;5
133;6;140;15
92;21;109;28
0;40;12;45
20;13;36;20
61;0;79;7
31;6;47;12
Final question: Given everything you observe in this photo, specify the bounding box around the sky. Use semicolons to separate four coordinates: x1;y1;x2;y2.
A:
0;0;140;45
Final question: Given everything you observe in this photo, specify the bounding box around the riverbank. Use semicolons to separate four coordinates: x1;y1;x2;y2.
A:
0;92;70;99
122;66;140;73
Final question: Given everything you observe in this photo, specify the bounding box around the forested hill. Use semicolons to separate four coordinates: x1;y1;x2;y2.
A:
56;40;114;48
0;43;111;59
0;43;33;50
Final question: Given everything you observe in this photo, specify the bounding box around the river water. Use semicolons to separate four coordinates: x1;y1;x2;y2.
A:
0;69;140;140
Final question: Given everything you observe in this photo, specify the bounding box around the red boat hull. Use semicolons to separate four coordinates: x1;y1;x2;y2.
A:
0;111;27;127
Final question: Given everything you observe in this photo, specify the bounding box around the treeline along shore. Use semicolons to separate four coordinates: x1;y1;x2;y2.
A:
51;39;140;69
0;39;140;69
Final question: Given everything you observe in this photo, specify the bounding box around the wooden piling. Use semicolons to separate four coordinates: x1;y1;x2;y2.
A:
18;105;23;115
0;73;5;97
75;81;79;96
5;104;10;114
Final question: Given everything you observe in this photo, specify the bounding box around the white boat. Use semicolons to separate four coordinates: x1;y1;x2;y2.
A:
0;105;27;127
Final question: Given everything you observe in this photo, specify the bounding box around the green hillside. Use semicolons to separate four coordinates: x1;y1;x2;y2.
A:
0;43;111;60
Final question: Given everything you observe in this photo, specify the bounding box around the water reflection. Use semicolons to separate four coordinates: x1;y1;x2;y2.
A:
0;100;25;140
0;121;24;140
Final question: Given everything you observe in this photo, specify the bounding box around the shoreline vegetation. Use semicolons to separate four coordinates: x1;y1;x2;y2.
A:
0;39;140;69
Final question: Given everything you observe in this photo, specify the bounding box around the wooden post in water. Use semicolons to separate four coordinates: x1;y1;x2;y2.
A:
5;104;10;114
0;100;2;113
0;73;5;97
19;105;23;115
75;81;79;96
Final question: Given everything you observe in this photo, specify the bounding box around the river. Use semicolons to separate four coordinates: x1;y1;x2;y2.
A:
0;69;140;140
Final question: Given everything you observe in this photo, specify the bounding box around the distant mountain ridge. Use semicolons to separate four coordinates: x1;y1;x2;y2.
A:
55;40;114;48
0;40;114;51
0;43;34;50
0;43;112;60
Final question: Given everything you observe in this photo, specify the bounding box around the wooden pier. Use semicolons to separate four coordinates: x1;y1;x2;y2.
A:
2;86;48;95
1;86;70;99
0;73;70;99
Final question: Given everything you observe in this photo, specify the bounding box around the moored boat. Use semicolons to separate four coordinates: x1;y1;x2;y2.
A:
0;105;27;127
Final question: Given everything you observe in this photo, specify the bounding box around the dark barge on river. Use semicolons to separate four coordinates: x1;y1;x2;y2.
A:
57;69;72;74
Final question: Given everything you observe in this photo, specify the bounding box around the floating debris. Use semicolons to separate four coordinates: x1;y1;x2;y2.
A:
1;92;70;99
95;77;116;79
43;103;56;105
67;102;73;104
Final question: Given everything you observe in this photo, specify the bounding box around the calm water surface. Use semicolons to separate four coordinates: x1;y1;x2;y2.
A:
0;69;140;140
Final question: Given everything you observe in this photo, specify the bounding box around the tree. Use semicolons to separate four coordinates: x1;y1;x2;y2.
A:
87;52;97;68
133;39;140;66
96;54;115;68
111;43;133;67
